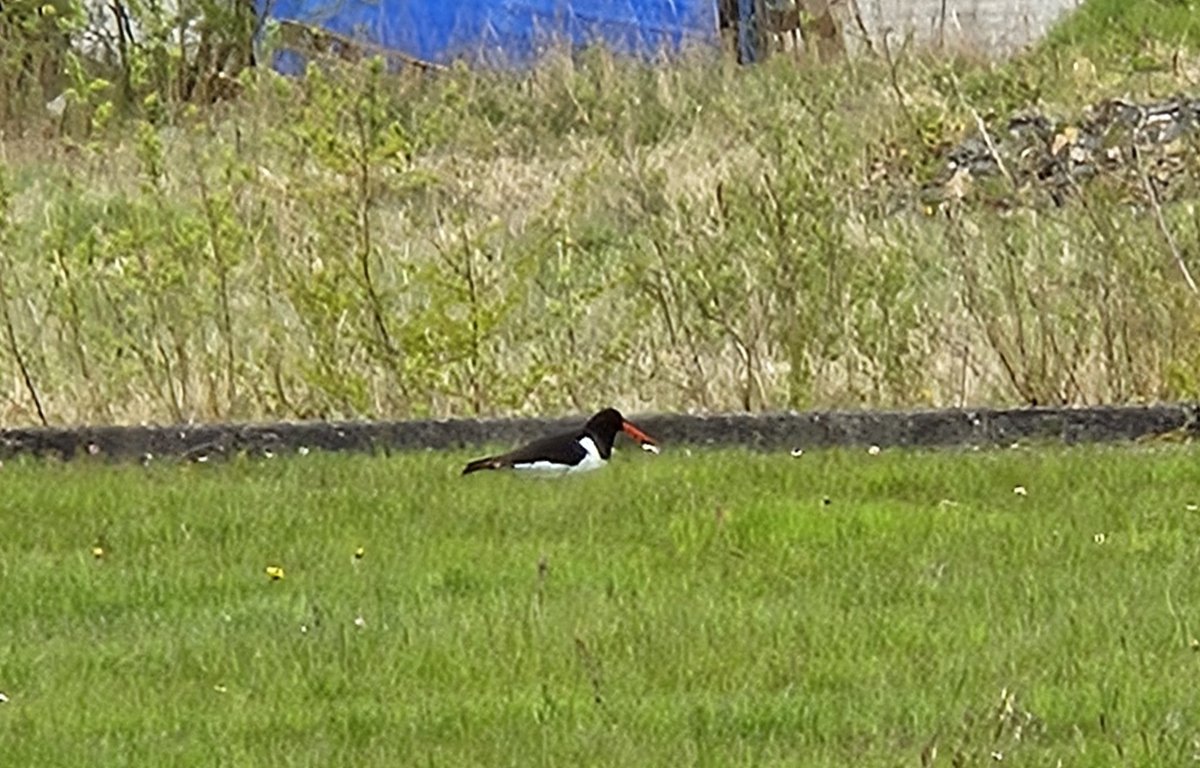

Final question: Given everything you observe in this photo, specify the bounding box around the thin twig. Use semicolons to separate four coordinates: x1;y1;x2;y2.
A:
352;99;399;361
0;279;47;425
844;0;875;55
947;210;1030;403
879;29;913;128
968;106;1016;189
194;159;238;413
938;0;948;51
1135;149;1199;294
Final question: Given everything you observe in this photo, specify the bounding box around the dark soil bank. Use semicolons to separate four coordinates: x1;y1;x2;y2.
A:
2;403;1198;463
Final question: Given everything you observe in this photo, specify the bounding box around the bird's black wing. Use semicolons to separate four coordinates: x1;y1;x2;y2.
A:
496;430;589;466
462;430;587;474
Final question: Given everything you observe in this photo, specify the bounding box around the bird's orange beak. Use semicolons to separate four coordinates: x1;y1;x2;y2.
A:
622;420;659;453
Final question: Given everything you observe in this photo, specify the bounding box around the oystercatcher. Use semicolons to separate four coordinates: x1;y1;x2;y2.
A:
461;407;659;476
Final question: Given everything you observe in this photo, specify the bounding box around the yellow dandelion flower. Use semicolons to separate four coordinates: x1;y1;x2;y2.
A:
265;565;285;581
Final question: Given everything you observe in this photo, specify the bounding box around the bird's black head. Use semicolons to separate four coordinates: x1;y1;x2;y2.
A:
584;407;657;452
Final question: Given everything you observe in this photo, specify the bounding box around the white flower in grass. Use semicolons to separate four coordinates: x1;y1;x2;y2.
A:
297;446;310;456
867;445;881;456
1094;533;1107;544
1187;503;1198;512
0;692;8;703
1013;486;1027;497
790;448;804;458
354;615;367;629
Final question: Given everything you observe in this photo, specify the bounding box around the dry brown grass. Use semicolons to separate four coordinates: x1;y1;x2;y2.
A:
1;14;1200;425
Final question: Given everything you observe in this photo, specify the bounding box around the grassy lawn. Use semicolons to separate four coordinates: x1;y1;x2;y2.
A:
3;443;1200;765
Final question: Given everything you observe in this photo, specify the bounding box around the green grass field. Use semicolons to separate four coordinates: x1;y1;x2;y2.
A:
3;443;1200;765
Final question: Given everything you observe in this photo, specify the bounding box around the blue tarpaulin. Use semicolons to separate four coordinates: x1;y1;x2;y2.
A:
258;0;721;70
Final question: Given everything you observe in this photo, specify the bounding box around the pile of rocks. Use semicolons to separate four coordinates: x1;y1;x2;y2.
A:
925;93;1200;207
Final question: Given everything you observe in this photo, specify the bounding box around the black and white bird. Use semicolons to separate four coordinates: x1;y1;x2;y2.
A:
461;407;659;476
